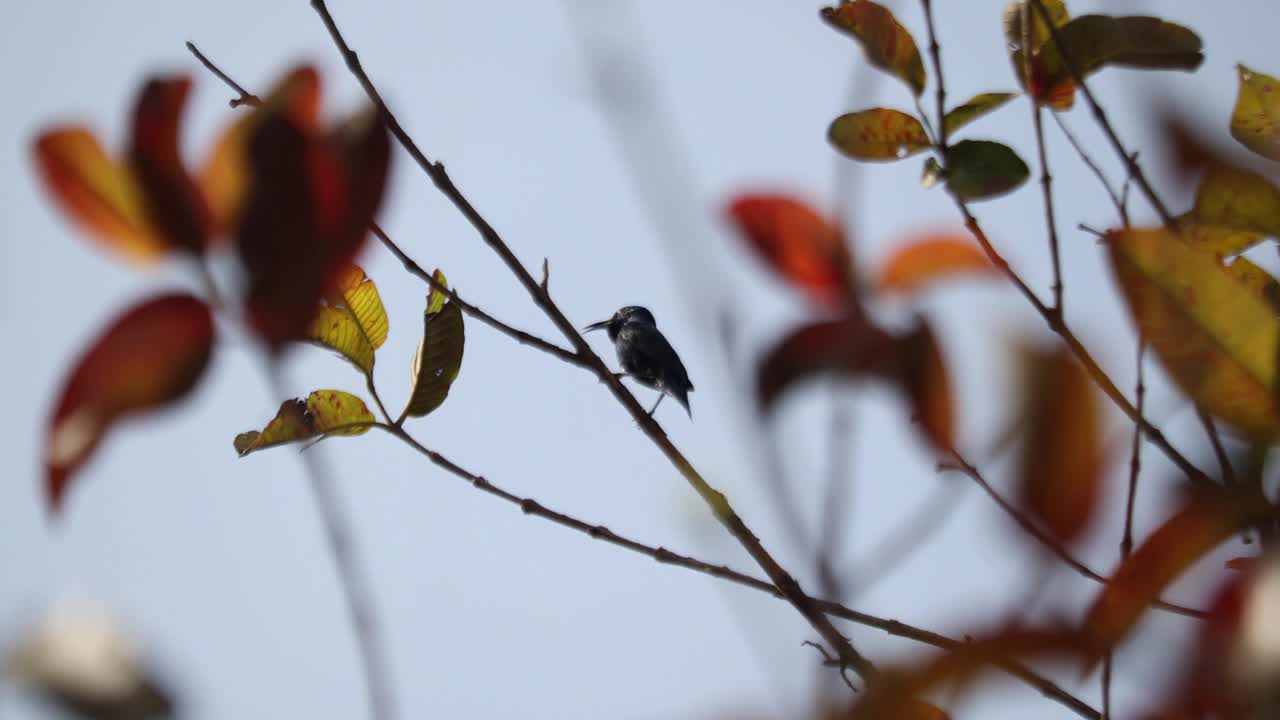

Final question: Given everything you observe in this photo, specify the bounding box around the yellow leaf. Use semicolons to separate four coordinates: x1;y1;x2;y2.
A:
305;264;388;375
1224;257;1280;314
821;1;926;96
828;108;930;162
1177;217;1264;257
1109;227;1280;440
942;92;1018;136
234;390;374;456
400;298;465;421
1231;64;1280;162
427;269;449;315
1188;165;1280;250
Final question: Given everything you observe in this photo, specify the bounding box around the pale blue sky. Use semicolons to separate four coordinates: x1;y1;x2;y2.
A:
3;2;1278;718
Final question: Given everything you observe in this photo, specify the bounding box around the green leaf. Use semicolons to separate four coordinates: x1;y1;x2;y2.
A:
821;1;926;96
1108;227;1280;440
305;264;389;375
426;269;448;315
1231;64;1280;161
943;140;1029;201
234;390;375;456
942;93;1018;136
828;108;930;161
400;297;465;421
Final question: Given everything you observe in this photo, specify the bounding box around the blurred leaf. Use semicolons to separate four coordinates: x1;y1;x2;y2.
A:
1004;0;1073;109
1224;257;1280;314
199;67;322;238
400;299;465;421
237;79;391;345
1082;489;1265;667
726;194;852;309
128;75;208;254
46;294;214;512
1108;227;1280;439
942;92;1018;136
234;390;374;456
1225;556;1257;571
876;233;994;294
1030;15;1203;106
305;264;389;375
821;1;926;96
1015;344;1103;542
32;128;167;263
944;140;1029;201
1231;64;1280;162
757;318;897;411
828;108;930;162
893;320;954;452
1176;218;1264;257
1189;165;1280;249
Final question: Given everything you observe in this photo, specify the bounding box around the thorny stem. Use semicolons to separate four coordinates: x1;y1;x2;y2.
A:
375;422;1100;720
307;0;876;680
1028;0;1176;229
942;449;1206;620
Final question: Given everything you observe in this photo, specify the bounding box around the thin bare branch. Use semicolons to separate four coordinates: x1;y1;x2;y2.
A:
307;0;877;679
1123;342;1146;557
1050;111;1127;224
185;41;260;108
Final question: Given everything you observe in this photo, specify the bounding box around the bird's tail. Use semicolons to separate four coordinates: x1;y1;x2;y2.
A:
672;386;692;419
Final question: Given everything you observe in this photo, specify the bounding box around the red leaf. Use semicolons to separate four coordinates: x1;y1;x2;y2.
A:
129;75;209;254
46;294;215;513
756;317;896;410
726;194;852;310
893;320;954;452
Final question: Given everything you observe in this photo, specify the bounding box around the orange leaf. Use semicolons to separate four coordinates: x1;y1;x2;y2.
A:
876;234;994;294
821;1;926;96
46;294;215;512
32;128;167;263
726;194;851;309
1015;344;1103;542
129;75;209;254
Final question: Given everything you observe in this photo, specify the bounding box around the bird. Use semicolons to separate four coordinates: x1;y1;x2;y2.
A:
583;306;694;418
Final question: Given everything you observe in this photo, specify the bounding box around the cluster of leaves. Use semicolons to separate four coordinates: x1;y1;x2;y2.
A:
35;68;466;513
724;0;1280;716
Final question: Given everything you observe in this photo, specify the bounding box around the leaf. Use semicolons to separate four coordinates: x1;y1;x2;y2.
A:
426;269;449;315
1189;165;1280;246
1231;64;1280;162
400;299;465;420
32;128;167;263
1030;15;1203;106
128;75;208;254
1108;227;1280;439
726;194;852;309
1176;217;1264;257
821;1;926;96
757;318;897;411
876;233;994;294
199;67;322;238
46;294;215;512
943;140;1029;201
1004;0;1073;109
236;83;391;345
1224;257;1280;315
234;390;375;456
828;108;930;162
893;320;953;452
305;264;389;375
942;92;1018;136
1015;344;1103;542
1081;489;1266;667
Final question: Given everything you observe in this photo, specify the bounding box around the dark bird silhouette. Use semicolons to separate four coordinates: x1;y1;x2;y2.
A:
584;306;694;418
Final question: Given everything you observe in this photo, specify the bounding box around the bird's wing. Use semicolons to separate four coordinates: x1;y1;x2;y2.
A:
621;325;692;393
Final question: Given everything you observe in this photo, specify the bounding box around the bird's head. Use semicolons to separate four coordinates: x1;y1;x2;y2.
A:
583;306;656;341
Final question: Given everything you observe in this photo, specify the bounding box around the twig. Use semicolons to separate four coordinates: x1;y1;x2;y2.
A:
1122;341;1146;557
376;422;1099;720
802;640;859;692
307;0;877;679
185;41;261;108
1021;3;1063;313
1027;0;1175;228
1196;405;1236;487
943;449;1206;620
919;0;947;152
1049;112;1127;224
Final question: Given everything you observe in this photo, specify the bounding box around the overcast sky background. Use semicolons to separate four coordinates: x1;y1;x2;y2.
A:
4;2;1280;718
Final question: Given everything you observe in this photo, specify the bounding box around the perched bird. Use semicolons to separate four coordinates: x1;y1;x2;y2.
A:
584;306;694;418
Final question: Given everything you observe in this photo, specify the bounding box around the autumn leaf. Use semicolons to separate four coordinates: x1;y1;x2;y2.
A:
892;320;953;452
757;318;896;411
821;1;926;96
32;129;167;263
943;140;1029;201
875;233;994;294
1004;0;1073;109
129;75;208;254
46;294;215;512
234;390;375;456
1108;227;1280;439
1223;257;1280;314
828;108;930;162
1176;218;1264;257
1231;64;1280;162
306;264;390;375
942;92;1018;137
1188;165;1280;249
400;288;465;422
726;194;853;309
1015;344;1103;542
1081;489;1267;667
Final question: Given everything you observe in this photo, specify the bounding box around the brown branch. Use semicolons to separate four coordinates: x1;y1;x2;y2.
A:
919;0;947;152
1027;0;1175;229
942;449;1206;620
376;422;1099;720
185;41;261;108
306;0;876;679
1196;405;1236;487
1122;341;1146;557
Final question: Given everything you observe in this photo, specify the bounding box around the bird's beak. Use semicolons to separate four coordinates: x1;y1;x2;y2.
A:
582;319;610;333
